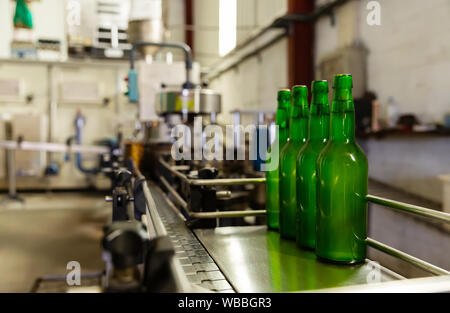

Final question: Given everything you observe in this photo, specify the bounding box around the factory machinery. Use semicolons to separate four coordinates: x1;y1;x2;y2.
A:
11;1;448;293
25;38;450;292
29;132;450;292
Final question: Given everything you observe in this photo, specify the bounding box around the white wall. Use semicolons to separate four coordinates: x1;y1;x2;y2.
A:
194;0;288;124
211;40;288;125
0;60;133;189
363;137;450;203
315;0;450;123
315;0;450;203
193;0;220;67
0;0;14;58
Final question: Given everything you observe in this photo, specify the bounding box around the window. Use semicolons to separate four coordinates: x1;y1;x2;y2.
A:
219;0;237;56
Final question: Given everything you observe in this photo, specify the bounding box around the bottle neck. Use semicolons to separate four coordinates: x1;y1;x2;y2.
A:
330;89;355;143
309;95;330;142
289;103;309;143
276;107;289;146
279;127;289;147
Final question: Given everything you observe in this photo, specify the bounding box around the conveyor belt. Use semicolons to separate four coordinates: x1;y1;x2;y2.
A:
195;226;404;292
149;181;408;293
148;182;234;293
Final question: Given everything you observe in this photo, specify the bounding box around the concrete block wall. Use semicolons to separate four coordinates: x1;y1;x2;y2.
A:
315;0;450;123
315;0;450;203
194;0;288;124
362;136;450;203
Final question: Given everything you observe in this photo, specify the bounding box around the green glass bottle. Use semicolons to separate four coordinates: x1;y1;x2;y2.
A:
296;81;330;249
279;86;309;239
316;74;368;263
266;89;291;230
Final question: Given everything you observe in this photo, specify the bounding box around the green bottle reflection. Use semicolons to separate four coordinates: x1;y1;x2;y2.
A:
279;86;309;239
266;89;291;230
316;74;368;263
296;81;330;249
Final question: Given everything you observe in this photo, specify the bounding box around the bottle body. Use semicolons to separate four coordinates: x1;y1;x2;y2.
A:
316;139;368;263
266;154;281;230
279;140;305;238
296;81;329;249
296;140;328;249
279;86;309;239
266;90;290;230
316;75;368;263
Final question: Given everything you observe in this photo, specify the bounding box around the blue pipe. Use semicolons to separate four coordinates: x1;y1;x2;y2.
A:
74;112;100;174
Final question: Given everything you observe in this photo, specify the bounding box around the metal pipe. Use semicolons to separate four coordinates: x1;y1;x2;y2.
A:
159;157;266;187
205;0;350;82
74;112;101;174
367;195;450;224
6;149;16;197
366;237;450;276
190;210;266;219
0;140;110;154
47;64;57;164
130;41;193;89
159;176;188;210
171;165;190;171
159;157;190;183
206;30;289;82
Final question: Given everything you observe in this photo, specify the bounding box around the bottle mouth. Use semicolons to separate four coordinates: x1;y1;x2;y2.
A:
292;85;308;104
277;89;292;106
312;80;329;94
333;74;353;89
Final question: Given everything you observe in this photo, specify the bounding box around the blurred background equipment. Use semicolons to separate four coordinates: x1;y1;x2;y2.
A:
0;0;448;294
67;0;132;59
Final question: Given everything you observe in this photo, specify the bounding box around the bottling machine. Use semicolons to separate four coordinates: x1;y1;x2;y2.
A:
27;0;450;293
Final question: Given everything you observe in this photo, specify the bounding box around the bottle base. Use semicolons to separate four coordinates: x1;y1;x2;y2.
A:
280;233;295;241
297;243;315;252
267;225;279;232
316;255;365;266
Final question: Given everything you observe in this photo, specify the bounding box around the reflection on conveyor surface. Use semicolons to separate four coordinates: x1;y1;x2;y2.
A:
195;226;403;293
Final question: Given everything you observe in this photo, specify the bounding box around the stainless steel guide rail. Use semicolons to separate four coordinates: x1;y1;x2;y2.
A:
159;157;266;186
134;166;194;293
157;156;450;279
366;238;449;276
366;194;450;223
159;157;266;219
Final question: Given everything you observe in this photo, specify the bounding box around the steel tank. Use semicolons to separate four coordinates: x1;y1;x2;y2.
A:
127;0;168;56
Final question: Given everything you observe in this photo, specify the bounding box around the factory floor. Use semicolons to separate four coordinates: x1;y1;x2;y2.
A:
0;192;111;292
